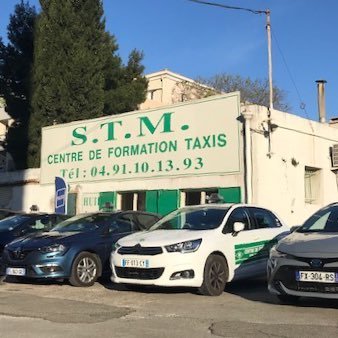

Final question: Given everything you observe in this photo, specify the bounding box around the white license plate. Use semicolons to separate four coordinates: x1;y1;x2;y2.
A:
296;271;338;283
6;267;26;276
121;258;149;268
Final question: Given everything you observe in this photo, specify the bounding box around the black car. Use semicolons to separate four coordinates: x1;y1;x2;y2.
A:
1;211;160;287
0;213;70;257
0;209;24;221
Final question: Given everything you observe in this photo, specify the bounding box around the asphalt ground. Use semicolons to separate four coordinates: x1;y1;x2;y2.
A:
0;277;338;338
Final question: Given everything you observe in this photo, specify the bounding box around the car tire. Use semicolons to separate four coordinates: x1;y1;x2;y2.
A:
69;252;101;287
277;294;300;304
198;254;228;296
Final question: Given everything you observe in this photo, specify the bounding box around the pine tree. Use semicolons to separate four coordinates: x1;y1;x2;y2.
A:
0;1;36;169
29;0;147;167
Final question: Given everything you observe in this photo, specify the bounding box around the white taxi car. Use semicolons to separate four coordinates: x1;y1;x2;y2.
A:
111;204;289;296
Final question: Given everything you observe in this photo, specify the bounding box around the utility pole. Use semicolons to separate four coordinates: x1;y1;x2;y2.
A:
188;0;274;112
266;9;273;112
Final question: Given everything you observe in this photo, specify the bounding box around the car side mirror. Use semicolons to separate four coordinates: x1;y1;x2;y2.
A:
232;222;245;236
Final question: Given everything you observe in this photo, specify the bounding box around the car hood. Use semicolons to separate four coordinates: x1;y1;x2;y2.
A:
117;229;212;247
6;231;89;250
277;231;338;257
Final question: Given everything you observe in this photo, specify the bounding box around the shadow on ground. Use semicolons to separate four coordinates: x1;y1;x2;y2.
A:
225;277;338;309
2;274;338;309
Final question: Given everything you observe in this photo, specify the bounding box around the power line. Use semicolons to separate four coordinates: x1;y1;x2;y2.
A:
188;0;274;111
271;29;314;129
187;0;266;15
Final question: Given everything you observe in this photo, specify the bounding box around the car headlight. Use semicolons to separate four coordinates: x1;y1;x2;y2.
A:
111;242;121;254
165;239;202;253
39;244;66;254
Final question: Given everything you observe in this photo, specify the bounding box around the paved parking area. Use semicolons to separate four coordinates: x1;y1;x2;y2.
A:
0;277;338;337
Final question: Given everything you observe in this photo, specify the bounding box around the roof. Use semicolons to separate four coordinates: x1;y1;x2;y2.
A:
145;69;197;84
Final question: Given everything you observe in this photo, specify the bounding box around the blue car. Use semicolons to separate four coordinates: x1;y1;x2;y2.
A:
0;213;69;257
1;211;160;287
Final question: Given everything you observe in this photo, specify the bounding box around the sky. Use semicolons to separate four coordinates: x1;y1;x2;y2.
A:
1;0;337;121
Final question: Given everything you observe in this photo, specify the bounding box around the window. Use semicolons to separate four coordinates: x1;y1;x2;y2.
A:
185;191;202;206
224;208;250;233
299;205;338;233
118;191;146;211
137;192;146;211
115;213;135;233
304;166;321;204
120;192;134;210
247;208;281;229
135;213;159;230
183;189;218;206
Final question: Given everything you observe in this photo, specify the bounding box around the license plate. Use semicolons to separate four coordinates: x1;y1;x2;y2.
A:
6;267;26;276
296;271;338;283
121;258;149;268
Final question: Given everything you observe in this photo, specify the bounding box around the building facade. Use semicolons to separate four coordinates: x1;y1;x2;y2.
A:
1;72;338;227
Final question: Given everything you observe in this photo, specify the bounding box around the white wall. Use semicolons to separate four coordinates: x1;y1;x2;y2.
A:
249;105;338;226
0;169;54;212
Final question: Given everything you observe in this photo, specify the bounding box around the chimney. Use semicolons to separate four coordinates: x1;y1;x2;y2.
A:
316;80;327;123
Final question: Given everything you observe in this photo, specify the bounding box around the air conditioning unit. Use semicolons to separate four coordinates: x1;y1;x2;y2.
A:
332;144;338;167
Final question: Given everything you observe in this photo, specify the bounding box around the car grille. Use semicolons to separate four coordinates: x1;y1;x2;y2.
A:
7;249;33;260
115;267;164;280
118;245;163;256
274;265;338;294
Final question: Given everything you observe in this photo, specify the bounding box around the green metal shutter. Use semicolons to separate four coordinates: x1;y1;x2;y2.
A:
98;192;116;211
145;190;158;214
158;190;179;216
218;187;241;203
146;190;179;216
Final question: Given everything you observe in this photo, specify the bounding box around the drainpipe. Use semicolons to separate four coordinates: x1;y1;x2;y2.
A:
242;108;254;204
316;80;327;123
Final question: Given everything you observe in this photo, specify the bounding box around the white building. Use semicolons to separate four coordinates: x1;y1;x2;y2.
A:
0;71;337;227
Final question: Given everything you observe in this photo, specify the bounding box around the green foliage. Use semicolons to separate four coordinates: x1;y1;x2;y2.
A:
104;49;148;114
28;0;147;168
198;73;290;111
0;1;36;169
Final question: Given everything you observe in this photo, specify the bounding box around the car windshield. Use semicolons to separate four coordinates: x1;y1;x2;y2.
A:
149;207;229;231
0;215;31;231
298;205;338;233
52;213;115;232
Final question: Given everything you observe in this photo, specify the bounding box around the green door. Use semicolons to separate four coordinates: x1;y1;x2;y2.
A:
98;192;116;211
145;190;158;214
158;190;179;216
146;190;179;216
218;187;241;203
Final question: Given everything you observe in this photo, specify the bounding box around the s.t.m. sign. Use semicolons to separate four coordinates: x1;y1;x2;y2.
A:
40;93;241;184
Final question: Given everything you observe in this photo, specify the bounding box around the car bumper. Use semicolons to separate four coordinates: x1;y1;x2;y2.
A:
1;250;72;279
111;250;205;287
267;256;338;299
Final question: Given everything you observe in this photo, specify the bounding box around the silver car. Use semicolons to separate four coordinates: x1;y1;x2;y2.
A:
268;203;338;302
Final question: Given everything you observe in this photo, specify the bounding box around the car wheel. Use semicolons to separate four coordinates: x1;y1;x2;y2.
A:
69;252;101;287
277;294;300;304
198;255;228;296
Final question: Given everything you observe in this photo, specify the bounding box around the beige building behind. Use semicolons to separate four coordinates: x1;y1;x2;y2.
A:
140;69;215;110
